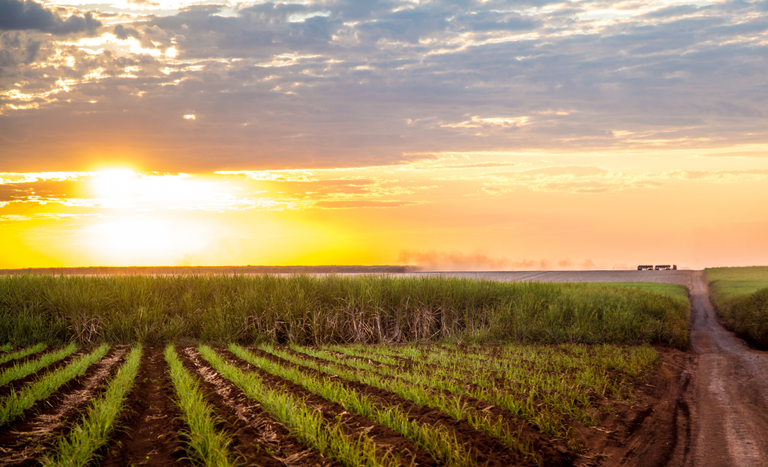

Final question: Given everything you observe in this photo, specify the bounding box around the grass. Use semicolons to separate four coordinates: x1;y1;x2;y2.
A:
0;343;77;387
199;345;400;467
597;282;689;302
0;343;47;365
0;344;110;425
705;267;768;345
43;345;143;467
262;342;542;463
323;343;656;435
165;345;236;467
0;343;12;352
0;275;689;348
232;343;479;467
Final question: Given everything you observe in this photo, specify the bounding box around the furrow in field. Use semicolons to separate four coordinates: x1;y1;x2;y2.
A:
179;347;335;467
250;345;544;467
99;347;191;467
334;344;639;431
290;345;574;465
0;346;127;466
0;345;78;391
213;347;433;467
0;348;84;399
0;344;47;370
43;345;144;467
165;345;236;467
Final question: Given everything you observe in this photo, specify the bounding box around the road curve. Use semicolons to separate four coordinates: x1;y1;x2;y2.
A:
684;271;768;467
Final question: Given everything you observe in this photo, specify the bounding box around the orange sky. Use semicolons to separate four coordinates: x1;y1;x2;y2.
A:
2;0;768;269
2;146;768;270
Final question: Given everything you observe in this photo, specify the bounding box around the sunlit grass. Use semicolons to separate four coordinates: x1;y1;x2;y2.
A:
43;345;143;467
0;275;689;348
199;345;400;467
0;345;109;425
165;345;236;467
706;267;768;345
0;343;77;387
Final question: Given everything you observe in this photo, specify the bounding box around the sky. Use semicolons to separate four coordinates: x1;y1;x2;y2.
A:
1;0;767;270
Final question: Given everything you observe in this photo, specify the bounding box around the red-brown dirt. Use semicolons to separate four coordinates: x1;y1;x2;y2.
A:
0;350;86;399
179;347;336;467
216;347;439;466
0;346;127;466
99;347;191;467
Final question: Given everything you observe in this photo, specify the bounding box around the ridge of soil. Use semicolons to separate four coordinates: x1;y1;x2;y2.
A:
218;347;439;467
0;350;86;399
99;346;190;467
572;347;693;467
179;347;336;467
247;346;551;467
0;346;128;466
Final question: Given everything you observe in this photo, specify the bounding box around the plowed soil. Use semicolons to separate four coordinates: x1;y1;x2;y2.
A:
12;269;760;466
217;347;438;467
100;347;190;467
179;347;335;467
0;346;127;466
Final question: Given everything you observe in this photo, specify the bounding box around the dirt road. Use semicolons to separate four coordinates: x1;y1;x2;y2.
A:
681;271;768;466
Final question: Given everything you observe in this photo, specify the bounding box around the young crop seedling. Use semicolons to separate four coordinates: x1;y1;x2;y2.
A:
165;345;236;467
232;343;481;467
0;343;77;388
43;344;144;467
199;345;401;467
0;343;47;365
0;344;110;425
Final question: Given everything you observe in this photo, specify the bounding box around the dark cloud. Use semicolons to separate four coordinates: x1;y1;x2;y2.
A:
113;24;140;40
1;0;768;171
0;0;101;35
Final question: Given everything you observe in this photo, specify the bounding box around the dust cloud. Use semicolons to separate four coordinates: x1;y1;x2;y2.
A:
398;251;599;271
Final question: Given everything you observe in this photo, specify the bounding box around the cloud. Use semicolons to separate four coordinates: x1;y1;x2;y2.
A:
315;200;416;209
0;0;101;35
1;0;768;171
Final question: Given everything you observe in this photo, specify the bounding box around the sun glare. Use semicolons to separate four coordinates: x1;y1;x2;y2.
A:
88;216;212;265
93;169;138;199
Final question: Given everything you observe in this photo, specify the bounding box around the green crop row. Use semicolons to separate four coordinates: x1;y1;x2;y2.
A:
198;345;400;467
43;345;143;467
318;342;656;439
706;267;768;345
0;343;12;352
0;275;688;347
0;343;47;365
0;344;110;425
165;345;236;467
0;343;77;387
231;344;479;467
259;343;543;463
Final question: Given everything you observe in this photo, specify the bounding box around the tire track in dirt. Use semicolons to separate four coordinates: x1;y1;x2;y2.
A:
683;272;768;467
0;346;127;466
179;347;336;467
100;347;190;467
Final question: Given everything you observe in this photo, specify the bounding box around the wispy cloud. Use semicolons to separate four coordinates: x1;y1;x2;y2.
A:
0;0;766;170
